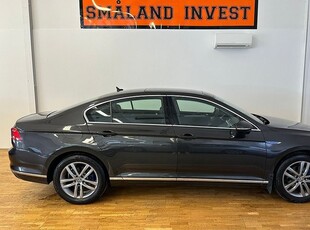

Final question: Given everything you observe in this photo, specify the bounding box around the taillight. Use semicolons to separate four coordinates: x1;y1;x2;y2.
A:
11;127;22;142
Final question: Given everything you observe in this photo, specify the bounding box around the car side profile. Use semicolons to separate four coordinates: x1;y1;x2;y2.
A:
9;88;310;204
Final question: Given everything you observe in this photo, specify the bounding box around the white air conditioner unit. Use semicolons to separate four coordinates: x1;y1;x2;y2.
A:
214;33;253;49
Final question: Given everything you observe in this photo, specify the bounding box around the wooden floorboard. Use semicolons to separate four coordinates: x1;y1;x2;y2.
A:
2;149;310;229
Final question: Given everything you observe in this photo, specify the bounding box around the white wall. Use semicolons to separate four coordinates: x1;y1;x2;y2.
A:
302;1;310;125
31;0;308;123
0;0;36;148
0;0;309;148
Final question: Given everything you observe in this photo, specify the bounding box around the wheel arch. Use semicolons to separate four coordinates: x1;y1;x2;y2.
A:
264;148;310;193
273;149;310;176
269;149;310;202
46;147;110;184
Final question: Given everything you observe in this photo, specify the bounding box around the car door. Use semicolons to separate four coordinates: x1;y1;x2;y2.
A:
85;95;177;179
169;96;267;181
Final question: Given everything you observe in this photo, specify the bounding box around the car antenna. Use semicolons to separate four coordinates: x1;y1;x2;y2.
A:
116;87;123;92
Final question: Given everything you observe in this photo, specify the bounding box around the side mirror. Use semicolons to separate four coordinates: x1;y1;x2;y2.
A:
235;120;253;134
230;120;252;138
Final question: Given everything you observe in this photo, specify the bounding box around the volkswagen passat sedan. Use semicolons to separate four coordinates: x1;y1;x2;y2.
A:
9;89;310;204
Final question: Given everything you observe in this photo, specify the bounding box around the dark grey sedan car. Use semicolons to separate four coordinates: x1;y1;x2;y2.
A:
9;88;310;204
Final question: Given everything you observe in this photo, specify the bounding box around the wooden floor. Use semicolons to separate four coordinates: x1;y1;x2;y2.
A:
2;149;310;229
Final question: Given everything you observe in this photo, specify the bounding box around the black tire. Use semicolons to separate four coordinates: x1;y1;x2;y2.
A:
275;155;310;203
53;155;107;204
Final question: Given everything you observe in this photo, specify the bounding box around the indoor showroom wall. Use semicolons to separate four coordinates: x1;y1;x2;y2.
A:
0;0;35;148
31;0;307;118
0;0;309;148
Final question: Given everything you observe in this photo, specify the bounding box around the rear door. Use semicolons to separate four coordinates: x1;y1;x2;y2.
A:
169;96;267;181
86;96;177;179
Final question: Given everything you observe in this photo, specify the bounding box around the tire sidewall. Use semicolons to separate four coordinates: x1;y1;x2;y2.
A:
53;155;107;204
275;155;310;203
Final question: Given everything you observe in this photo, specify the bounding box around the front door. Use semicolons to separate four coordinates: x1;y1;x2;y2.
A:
169;96;267;181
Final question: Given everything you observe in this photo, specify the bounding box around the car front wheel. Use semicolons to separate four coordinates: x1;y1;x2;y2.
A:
275;155;310;203
53;155;107;204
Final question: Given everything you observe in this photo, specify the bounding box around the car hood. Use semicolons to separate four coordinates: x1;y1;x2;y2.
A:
265;116;310;131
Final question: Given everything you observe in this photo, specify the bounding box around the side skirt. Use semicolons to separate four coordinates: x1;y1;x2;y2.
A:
110;177;269;184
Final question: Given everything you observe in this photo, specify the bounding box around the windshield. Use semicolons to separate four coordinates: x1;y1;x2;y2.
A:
214;96;265;125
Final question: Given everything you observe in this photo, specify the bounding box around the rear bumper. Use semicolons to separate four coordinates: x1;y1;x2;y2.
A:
11;169;48;184
8;148;48;184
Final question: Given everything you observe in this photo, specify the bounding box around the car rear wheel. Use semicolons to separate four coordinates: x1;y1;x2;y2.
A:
53;155;107;204
275;155;310;203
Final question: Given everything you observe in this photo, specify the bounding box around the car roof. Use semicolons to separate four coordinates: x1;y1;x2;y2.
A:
97;88;215;100
49;88;216;118
145;88;204;95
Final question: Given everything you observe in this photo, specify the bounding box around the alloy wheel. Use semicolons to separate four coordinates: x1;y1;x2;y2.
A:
282;161;310;198
60;162;98;199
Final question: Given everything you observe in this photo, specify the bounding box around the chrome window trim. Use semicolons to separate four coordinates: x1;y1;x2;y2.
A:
12;170;47;179
83;94;261;131
173;124;260;131
86;121;173;127
110;176;268;184
170;95;260;131
85;121;258;131
84;95;167;123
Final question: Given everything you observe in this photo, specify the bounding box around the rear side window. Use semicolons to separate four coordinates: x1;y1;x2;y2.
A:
111;97;166;124
85;97;166;124
85;102;111;122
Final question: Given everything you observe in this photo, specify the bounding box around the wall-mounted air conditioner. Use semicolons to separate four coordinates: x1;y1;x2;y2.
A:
214;33;253;49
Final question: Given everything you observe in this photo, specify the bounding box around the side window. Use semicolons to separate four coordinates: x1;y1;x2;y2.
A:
86;102;111;122
117;101;132;110
111;97;166;124
173;97;243;128
177;99;215;113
